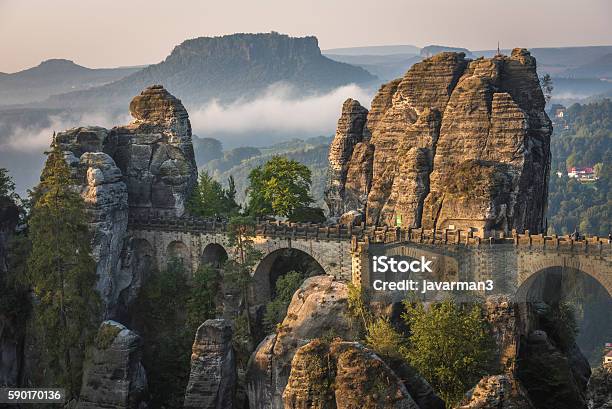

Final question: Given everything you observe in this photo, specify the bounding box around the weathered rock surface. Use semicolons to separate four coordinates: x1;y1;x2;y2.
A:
184;319;237;409
54;85;197;316
326;49;552;236
78;321;148;409
284;339;420;409
246;276;359;409
479;296;592;409
456;375;534;409
587;363;612;409
325;99;369;219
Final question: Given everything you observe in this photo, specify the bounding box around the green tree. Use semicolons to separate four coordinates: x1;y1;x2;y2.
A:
224;175;240;214
186;263;221;332
131;258;192;409
540;73;554;105
401;299;495;407
223;216;262;353
0;168;31;336
365;316;407;360
246;156;313;218
346;282;373;333
288;206;326;223
187;171;228;217
264;270;304;331
0;167;17;200
26;140;100;397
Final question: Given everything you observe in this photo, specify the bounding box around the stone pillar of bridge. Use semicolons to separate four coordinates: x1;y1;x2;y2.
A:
350;236;371;289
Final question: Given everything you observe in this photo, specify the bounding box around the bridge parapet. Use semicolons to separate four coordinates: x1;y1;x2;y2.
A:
128;211;610;255
361;226;612;256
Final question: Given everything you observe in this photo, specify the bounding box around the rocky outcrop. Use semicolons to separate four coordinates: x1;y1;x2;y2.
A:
184;319;237;409
475;297;592;409
284;339;420;409
325;99;369;220
112;85;197;217
517;329;590;409
326;49;552;236
587;363;612;409
246;276;360;409
457;375;534;409
54;85;197;316
78;321;148;409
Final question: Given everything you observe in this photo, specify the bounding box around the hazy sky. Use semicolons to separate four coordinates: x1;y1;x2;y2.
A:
1;0;611;73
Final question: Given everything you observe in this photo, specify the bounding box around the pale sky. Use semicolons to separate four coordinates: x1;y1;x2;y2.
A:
1;0;611;73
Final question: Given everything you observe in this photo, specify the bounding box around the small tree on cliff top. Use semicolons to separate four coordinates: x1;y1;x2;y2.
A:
27;138;100;397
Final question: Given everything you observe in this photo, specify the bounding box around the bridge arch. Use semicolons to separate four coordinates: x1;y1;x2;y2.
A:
250;248;326;306
200;243;228;269
166;240;192;274
515;265;612;365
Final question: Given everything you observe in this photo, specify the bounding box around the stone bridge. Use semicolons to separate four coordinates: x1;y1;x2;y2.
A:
127;212;612;304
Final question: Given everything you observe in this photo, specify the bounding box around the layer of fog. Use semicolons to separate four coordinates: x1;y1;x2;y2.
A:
0;84;373;194
188;83;374;147
0;111;130;195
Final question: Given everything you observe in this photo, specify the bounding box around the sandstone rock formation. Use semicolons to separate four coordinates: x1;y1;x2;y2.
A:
78;321;148;409
469;296;592;409
326;49;552;236
456;375;534;409
246;275;360;409
587;363;612;409
184;319;237;409
284;339;420;409
54;85;197;316
325;99;369;219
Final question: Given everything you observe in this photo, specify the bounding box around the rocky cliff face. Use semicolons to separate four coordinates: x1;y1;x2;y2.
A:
55;85;197;316
246;276;360;409
184;319;237;409
466;297;592;409
284;339;420;409
587;363;612;409
78;321;148;409
326;49;552;236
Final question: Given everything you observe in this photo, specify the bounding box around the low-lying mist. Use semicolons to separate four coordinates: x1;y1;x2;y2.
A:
0;83;374;194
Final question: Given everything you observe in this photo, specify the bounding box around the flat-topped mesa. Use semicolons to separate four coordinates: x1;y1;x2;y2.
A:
325;48;552;237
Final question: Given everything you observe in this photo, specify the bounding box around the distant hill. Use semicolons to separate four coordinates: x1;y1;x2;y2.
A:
202;136;332;206
420;45;474;58
43;33;376;111
0;59;142;106
474;46;612;76
562;53;612;79
323;44;419;56
324;53;420;80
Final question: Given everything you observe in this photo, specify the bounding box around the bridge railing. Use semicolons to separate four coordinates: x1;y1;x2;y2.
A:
363;226;611;255
127;211;611;254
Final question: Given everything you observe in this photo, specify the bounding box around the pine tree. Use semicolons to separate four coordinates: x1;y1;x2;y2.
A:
187;171;239;217
27;138;100;397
